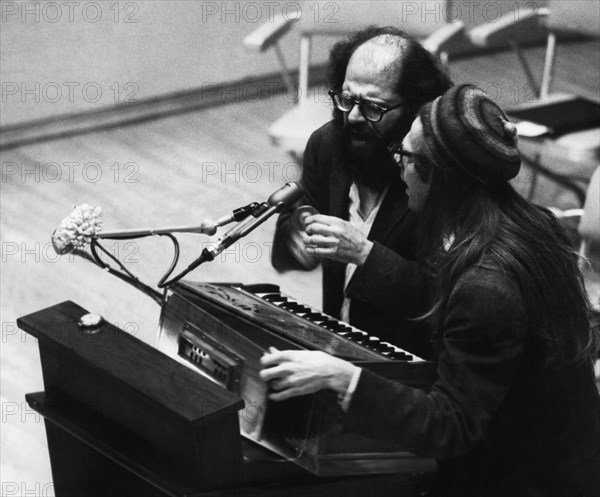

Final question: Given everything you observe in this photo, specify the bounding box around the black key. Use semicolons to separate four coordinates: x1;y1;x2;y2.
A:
263;294;287;303
280;302;300;311
344;332;366;341
364;337;383;350
294;305;312;313
321;319;340;330
389;351;413;361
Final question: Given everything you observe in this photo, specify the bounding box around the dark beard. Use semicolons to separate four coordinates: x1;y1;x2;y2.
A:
339;125;399;191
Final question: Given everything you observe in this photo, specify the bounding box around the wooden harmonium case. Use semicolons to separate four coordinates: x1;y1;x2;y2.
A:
157;281;438;476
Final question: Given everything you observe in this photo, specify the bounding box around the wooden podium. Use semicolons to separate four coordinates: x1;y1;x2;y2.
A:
18;302;431;496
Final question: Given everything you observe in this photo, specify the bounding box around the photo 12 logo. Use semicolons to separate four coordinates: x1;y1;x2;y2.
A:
200;2;339;24
2;161;140;184
2;82;139;105
199;161;301;184
1;2;140;23
400;1;543;24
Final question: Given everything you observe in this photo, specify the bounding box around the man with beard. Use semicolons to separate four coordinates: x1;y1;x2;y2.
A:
272;27;452;359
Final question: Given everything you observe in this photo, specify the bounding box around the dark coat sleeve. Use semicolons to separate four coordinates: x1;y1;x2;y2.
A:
341;269;528;459
271;124;330;271
345;241;429;317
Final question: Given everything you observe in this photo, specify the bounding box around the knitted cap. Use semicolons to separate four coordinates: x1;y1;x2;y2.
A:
419;84;521;184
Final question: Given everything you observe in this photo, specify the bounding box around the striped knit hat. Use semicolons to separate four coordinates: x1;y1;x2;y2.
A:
418;84;521;184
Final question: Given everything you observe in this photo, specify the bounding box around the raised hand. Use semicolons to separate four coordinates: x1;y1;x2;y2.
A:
304;214;374;265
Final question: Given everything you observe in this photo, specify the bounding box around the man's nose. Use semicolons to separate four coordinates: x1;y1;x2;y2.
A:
347;103;365;124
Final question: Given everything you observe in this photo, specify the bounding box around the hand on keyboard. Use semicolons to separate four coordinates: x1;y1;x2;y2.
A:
259;347;358;401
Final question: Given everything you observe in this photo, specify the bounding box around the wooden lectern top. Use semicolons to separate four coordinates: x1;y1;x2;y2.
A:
17;300;244;426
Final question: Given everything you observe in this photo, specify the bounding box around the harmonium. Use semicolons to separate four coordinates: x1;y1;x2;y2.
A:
157;281;438;477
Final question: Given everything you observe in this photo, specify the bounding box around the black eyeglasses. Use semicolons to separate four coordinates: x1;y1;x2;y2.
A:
328;90;405;122
388;143;419;173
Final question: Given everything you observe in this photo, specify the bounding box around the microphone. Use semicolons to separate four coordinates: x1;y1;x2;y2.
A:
199;182;303;262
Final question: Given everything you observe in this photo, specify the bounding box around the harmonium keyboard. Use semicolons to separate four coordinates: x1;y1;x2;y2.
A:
157;281;438;477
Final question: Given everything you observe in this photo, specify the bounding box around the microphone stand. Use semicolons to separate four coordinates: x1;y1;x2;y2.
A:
157;201;270;288
173;182;303;281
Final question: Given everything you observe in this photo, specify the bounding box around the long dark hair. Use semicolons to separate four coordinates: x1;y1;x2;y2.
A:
327;26;452;123
414;154;595;364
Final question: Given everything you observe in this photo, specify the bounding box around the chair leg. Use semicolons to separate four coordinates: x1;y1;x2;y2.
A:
509;38;541;99
540;33;557;100
299;35;312;102
274;43;295;100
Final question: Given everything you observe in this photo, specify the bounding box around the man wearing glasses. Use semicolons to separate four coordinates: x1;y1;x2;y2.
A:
272;26;452;358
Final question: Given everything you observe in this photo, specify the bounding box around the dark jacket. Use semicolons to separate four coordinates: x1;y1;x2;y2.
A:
272;121;433;359
342;263;600;497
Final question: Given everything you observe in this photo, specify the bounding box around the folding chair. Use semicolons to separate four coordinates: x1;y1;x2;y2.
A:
468;0;600;206
243;1;455;162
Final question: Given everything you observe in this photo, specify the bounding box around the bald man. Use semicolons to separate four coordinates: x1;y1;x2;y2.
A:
272;27;452;359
